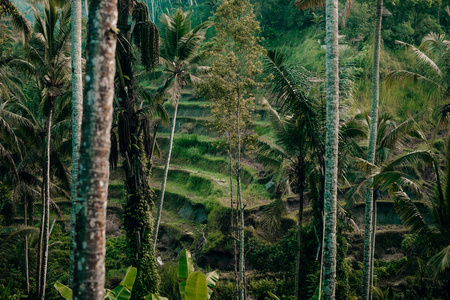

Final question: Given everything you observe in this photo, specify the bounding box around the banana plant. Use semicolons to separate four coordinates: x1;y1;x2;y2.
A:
148;249;219;300
55;267;137;300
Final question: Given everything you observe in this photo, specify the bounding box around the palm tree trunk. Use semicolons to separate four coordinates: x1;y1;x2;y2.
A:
362;1;383;298
24;200;29;296
72;0;117;297
39;100;53;300
369;198;377;300
295;157;305;300
153;98;179;250
229;146;239;300
323;0;340;296
148;124;159;172
69;0;83;288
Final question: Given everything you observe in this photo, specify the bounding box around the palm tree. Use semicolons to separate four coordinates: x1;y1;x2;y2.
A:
387;32;450;104
371;133;450;298
322;0;340;297
153;8;210;250
72;0;117;297
11;0;72;296
260;51;320;300
362;0;384;298
68;0;83;288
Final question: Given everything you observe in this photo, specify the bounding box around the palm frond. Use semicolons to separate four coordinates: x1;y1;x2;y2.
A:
427;244;450;279
396;40;443;77
393;186;433;236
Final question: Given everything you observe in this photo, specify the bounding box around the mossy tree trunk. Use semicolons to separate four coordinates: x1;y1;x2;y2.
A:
323;0;340;297
69;0;83;288
116;1;160;297
72;0;117;297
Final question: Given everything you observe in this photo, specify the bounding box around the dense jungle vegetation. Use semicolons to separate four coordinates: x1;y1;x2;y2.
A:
0;0;449;299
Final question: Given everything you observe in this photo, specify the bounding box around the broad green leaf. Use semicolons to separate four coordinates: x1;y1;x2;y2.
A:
120;267;138;289
205;271;219;299
185;272;208;300
268;291;280;300
178;249;194;300
110;267;137;300
178;249;194;281
144;294;170;300
111;285;131;300
179;280;187;300
104;289;118;300
54;281;72;300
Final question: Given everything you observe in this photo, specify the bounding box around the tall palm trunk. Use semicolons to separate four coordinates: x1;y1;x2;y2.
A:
69;0;83;288
72;0;117;297
362;0;383;298
38;100;53;300
323;0;340;296
153;98;179;250
295;156;305;300
24;200;29;296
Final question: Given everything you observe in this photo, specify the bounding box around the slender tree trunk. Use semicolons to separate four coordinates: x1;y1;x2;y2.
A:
236;94;246;300
229;146;239;300
72;0;117;297
36;187;44;298
369;197;377;300
323;0;340;296
153;98;179;250
362;1;383;298
295;157;305;300
69;0;83;289
148;124;159;172
24;200;29;296
39;101;53;300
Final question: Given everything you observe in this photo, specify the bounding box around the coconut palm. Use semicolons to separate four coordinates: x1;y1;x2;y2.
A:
10;0;72;297
388;33;450;103
259;51;320;299
68;0;83;288
372;135;450;298
153;8;210;250
72;0;117;297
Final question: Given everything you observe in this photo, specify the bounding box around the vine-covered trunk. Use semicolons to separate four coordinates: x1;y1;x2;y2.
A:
116;2;160;296
38;101;53;300
362;0;383;298
153;98;179;250
72;0;117;297
323;0;340;296
69;0;83;288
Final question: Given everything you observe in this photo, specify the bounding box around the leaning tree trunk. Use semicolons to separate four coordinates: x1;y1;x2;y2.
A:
323;0;340;296
153;97;179;250
295;156;305;300
38;100;53;300
72;0;117;297
69;0;83;288
362;1;383;298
